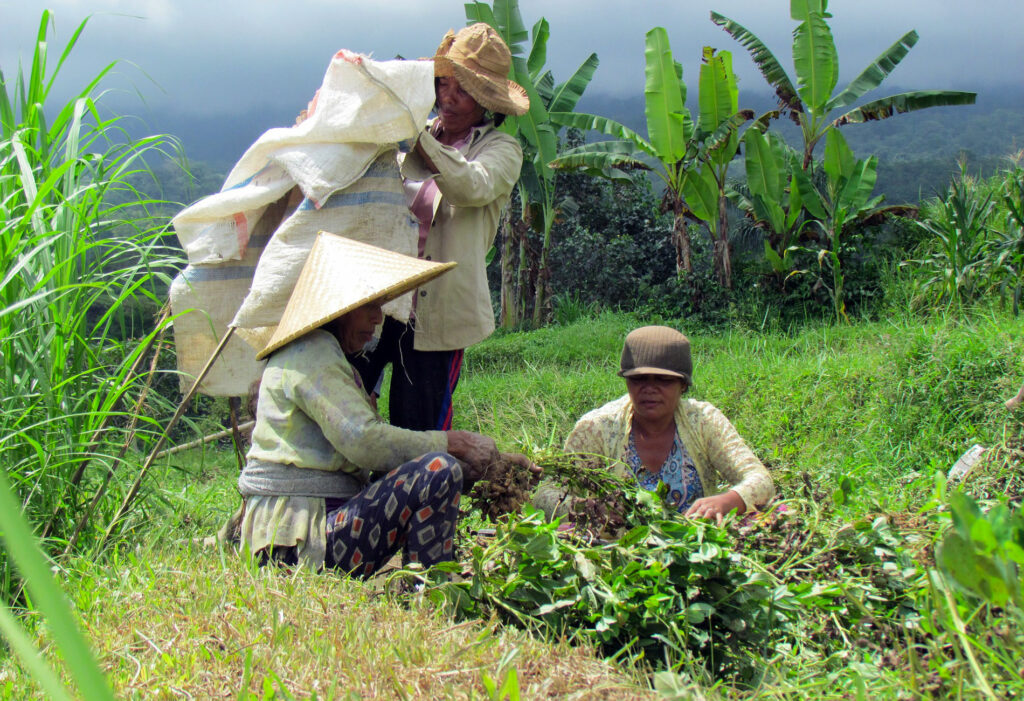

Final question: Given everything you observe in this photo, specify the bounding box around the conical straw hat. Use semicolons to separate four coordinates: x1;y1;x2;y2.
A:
256;232;455;360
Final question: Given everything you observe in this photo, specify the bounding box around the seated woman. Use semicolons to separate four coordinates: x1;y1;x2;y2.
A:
536;326;773;524
238;233;533;573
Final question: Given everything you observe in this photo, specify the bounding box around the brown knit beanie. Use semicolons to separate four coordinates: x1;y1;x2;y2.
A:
618;326;692;384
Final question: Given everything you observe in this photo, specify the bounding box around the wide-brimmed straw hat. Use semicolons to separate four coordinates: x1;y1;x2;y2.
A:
618;326;693;385
433;23;529;116
257;233;455;360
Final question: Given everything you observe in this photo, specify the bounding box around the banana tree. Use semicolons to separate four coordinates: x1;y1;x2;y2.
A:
791;129;885;322
711;0;976;171
729;127;804;281
466;0;598;327
550;28;754;284
675;47;766;288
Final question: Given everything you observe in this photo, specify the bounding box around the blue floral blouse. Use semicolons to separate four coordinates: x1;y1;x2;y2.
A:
627;429;704;512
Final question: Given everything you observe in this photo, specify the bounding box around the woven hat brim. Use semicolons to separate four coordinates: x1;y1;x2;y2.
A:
432;55;529;116
619;366;690;381
256;233;455;360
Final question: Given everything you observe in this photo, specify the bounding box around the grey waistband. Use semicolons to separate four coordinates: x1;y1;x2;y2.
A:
238;459;362;499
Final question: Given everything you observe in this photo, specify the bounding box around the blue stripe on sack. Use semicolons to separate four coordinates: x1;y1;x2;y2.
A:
247;230;273;248
299;190;406;211
223;174;254;191
183;265;257;283
363;159;398;177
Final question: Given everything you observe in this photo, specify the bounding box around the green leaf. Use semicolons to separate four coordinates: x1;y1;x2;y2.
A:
619;525;651;548
548;140;649;180
685;602;715;623
697;48;737;135
548;54;599;114
523;532;558;561
710;12;799;109
823;128;854;183
791;161;828;219
838;156;879;212
832;90;977;126
790;0;829;21
793;12;838;113
744;128;780;200
527;17;549;79
681;166;718;223
644;27;690;162
764;240;787;273
548;112;655;158
0;470;115;699
826;30;918;112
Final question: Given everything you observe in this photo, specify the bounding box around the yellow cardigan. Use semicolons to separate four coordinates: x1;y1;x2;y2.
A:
536;394;775;518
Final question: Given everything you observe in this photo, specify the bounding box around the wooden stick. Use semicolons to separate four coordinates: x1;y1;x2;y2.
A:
61;330;172;559
150;420;255;460
1007;381;1024;410
99;326;237;549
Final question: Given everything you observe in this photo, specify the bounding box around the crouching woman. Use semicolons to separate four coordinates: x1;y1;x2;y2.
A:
238;233;505;574
535;326;774;525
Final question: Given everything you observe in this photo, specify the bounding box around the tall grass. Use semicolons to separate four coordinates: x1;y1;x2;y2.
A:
1;11;183;579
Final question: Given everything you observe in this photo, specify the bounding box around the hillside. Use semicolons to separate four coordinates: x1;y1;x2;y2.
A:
147;84;1024;209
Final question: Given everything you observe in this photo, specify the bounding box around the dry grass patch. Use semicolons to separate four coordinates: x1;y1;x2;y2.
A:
5;544;653;699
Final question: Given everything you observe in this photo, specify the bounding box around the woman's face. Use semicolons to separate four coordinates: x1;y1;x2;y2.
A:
626;374;686;424
436;76;486;137
334;302;384;354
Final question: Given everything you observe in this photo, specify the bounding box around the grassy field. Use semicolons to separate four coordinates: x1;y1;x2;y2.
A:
2;309;1021;699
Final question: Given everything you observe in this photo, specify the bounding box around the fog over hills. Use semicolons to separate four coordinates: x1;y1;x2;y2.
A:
141;82;1024;205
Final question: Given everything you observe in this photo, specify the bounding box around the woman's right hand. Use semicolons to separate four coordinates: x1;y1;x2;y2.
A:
445;430;498;481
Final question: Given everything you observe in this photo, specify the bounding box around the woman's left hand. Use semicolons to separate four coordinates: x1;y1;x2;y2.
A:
685;490;746;525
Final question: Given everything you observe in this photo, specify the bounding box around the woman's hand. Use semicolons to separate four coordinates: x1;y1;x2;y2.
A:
445;430;498;481
413;126;441;173
685;490;746;525
500;451;543;484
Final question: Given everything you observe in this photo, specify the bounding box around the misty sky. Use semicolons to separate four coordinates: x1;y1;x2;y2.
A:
2;1;1018;132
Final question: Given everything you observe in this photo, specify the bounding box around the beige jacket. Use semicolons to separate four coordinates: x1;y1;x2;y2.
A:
536;395;775;517
400;121;522;351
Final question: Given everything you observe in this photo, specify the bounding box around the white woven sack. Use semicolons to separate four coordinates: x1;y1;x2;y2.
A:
169;52;435;396
232;151;418;346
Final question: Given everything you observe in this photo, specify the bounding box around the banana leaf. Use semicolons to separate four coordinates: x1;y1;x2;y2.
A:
644;27;690;162
548;53;599;114
548;112;654;158
550;139;650;176
792;12;838;113
710;11;798;108
823;128;855;183
832;90;977;125
791;158;828;219
681;166;718;224
697;48;737;136
790;0;830;21
826;30;918;112
527;17;549;78
744;128;781;201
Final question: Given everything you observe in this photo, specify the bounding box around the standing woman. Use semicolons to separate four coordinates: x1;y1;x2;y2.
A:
348;23;528;431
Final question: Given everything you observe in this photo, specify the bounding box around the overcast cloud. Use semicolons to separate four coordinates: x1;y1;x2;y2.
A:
2;1;1018;123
